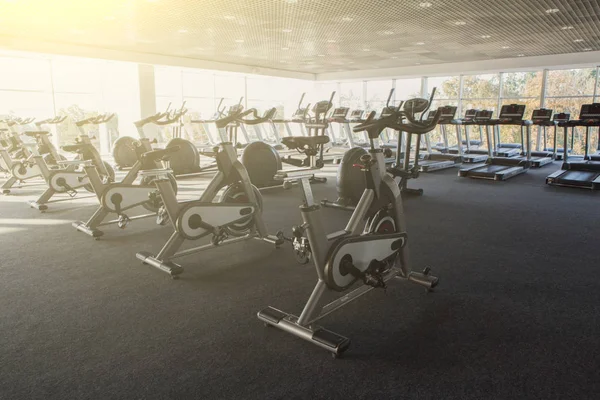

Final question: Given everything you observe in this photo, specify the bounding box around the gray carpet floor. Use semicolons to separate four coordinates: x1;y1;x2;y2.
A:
0;162;599;399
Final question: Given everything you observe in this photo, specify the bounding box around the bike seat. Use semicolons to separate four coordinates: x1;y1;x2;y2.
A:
62;144;88;152
281;136;330;150
24;131;50;137
141;146;179;162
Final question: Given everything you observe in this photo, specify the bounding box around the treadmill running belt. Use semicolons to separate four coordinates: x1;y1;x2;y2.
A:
473;164;510;174
559;170;599;182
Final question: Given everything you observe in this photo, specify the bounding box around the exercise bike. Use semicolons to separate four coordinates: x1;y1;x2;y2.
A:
73;113;181;238
258;99;442;357
136;107;285;277
112;104;175;170
28;115;115;211
1;117;69;194
241;92;335;189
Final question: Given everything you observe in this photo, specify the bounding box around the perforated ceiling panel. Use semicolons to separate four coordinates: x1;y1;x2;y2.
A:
0;0;598;74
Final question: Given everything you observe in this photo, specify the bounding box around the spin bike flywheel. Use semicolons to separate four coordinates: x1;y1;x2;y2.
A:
219;183;263;237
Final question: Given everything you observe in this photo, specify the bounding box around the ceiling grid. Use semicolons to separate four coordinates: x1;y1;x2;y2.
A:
0;0;598;74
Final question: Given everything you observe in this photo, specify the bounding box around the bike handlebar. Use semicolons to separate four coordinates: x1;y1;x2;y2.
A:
352;103;442;135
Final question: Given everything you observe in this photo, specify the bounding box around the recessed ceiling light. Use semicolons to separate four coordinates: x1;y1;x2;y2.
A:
416;42;426;45
178;29;188;34
545;8;559;14
349;61;355;64
391;56;398;59
104;16;116;21
281;47;289;50
224;15;236;20
481;35;491;39
235;39;244;43
517;54;525;57
419;2;432;8
561;26;574;30
342;17;354;22
574;39;584;42
282;28;292;33
583;48;592;51
415;62;422;65
362;48;371;51
455;21;466;26
327;39;337;43
380;30;394;35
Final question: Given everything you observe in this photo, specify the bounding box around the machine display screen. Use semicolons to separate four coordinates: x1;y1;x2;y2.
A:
579;103;600;119
499;104;525;119
532;109;552;120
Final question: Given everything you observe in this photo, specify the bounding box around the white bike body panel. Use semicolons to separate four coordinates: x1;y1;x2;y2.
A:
49;172;89;192
102;185;154;212
178;203;256;239
12;162;41;180
327;234;406;289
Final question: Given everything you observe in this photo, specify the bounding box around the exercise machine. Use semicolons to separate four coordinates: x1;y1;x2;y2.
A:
419;106;463;172
29;116;115;211
546;103;600;189
241;93;335;189
321;90;437;211
272;93;310;137
528;109;559;167
257;100;441;357
112;104;174;170
1;118;70;194
136;108;285;277
73;118;180;238
447;110;489;163
459;104;532;181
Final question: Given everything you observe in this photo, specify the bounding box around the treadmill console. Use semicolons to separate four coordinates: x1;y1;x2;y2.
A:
578;103;600;120
436;105;457;123
228;104;244;115
553;112;570;122
330;107;349;119
498;104;525;122
474;110;493;121
312;100;333;120
531;108;553;121
464;109;479;121
349;109;364;120
291;107;309;122
381;106;400;117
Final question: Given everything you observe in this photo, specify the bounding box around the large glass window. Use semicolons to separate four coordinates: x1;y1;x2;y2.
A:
502;71;543;99
395;78;422;102
462;74;500;99
339;81;363;110
546;68;597;97
427;76;460;99
0;56;51;91
365;80;393;113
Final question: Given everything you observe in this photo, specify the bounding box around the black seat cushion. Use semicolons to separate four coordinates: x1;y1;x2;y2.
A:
282;136;330;150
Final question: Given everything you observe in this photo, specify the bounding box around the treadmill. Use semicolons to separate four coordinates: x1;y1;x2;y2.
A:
546;103;600;189
549;113;571;161
524;109;554;167
449;109;492;162
493;105;524;158
326;107;352;147
459;104;532;181
419;106;463;171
